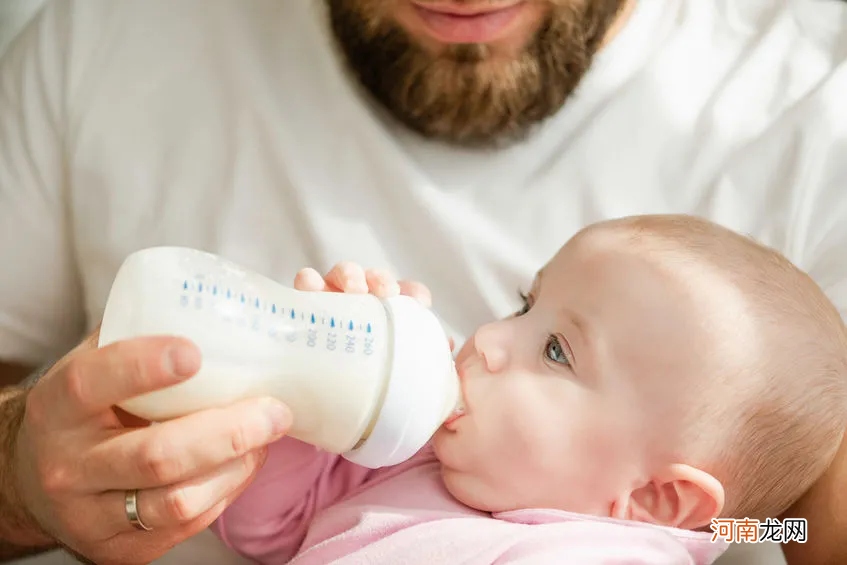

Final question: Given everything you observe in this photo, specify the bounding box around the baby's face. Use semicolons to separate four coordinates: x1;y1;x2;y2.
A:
432;232;726;516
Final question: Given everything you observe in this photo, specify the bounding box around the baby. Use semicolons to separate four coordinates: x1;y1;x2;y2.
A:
211;214;847;565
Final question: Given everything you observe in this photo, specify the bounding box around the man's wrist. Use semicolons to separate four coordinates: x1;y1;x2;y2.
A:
0;387;55;552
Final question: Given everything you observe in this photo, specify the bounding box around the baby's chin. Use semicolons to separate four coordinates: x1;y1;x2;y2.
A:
432;427;526;513
438;465;496;512
438;466;619;521
436;462;527;514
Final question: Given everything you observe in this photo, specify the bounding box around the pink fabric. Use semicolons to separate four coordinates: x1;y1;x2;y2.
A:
212;438;728;564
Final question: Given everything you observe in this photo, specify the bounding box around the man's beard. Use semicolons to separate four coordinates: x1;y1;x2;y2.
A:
326;0;627;147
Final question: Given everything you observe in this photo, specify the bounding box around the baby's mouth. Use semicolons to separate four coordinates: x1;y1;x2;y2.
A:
443;402;466;429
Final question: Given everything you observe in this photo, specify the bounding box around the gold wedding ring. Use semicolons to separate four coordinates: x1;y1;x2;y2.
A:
125;489;152;531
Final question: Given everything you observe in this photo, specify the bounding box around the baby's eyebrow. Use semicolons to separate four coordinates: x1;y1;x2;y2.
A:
560;307;589;343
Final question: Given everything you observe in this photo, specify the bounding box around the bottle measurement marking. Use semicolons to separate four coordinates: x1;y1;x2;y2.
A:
179;278;377;352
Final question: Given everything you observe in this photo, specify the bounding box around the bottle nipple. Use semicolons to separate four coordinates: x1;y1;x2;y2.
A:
451;397;466;419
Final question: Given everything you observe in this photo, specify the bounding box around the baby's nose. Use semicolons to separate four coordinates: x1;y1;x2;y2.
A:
473;321;510;374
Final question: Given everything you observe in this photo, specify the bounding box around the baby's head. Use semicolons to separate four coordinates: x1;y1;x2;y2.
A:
432;214;847;531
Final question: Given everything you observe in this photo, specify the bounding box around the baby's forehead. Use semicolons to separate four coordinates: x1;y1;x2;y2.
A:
545;227;685;290
551;219;749;291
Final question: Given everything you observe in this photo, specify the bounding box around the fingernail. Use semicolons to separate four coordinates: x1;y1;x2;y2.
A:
263;399;292;436
164;343;201;378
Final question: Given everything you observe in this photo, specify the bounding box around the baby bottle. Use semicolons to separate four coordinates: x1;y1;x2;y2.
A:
97;246;462;469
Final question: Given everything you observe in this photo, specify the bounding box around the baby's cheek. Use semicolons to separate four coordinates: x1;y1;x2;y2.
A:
464;375;548;460
490;391;553;463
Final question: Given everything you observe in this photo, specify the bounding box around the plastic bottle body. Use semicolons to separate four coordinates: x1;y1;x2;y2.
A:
101;248;393;453
98;247;461;467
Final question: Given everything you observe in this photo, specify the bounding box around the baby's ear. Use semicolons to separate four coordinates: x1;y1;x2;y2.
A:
610;464;724;530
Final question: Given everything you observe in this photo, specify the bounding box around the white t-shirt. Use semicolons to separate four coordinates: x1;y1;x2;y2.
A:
1;1;845;564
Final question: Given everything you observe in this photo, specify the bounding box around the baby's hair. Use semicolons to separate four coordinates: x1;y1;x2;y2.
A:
585;214;847;520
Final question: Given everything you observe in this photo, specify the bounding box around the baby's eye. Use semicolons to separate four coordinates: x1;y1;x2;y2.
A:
544;335;570;366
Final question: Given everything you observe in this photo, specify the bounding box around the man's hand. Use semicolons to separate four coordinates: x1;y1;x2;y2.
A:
3;329;291;565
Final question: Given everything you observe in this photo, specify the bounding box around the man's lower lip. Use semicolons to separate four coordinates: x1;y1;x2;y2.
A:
412;3;526;44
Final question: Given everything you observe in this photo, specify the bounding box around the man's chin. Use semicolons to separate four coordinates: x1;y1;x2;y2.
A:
326;0;629;147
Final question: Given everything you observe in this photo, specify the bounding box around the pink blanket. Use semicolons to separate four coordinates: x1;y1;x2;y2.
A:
212;438;728;564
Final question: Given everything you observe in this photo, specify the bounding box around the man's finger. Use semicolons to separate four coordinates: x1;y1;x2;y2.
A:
182;448;267;534
365;269;400;298
293;267;333;292
159;453;268;542
45;336;201;425
134;449;265;532
325;262;368;293
101;449;266;536
84;397;290;490
397;280;432;308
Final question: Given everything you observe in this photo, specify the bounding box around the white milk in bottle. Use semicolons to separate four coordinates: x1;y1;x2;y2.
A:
98;247;462;468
